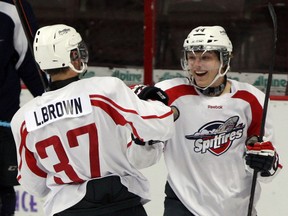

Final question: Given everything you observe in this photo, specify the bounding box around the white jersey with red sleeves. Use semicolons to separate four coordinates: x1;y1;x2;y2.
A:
11;77;175;216
155;77;282;216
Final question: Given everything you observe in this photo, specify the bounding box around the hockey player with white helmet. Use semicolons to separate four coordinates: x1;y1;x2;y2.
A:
10;24;177;216
181;25;233;94
133;26;282;216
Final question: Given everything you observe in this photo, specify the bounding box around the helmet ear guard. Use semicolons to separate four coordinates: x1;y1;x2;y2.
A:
68;41;89;73
33;24;88;74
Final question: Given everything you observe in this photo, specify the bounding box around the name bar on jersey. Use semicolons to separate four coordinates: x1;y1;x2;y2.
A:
25;94;92;132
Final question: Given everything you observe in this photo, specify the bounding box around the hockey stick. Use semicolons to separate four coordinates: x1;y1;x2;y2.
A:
247;2;277;216
13;0;47;91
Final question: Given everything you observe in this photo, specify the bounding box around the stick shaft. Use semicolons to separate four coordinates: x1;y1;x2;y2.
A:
247;3;277;216
259;3;277;139
13;0;47;90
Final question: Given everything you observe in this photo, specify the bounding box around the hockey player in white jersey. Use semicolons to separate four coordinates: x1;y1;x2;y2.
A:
133;26;282;216
10;24;177;216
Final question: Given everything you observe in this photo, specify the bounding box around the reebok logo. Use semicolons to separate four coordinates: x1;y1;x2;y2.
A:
208;105;223;109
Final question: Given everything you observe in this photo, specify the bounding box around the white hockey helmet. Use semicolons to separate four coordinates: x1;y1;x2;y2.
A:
33;24;88;73
181;26;233;89
182;26;232;69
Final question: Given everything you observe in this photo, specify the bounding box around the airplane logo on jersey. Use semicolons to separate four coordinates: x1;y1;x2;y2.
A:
185;116;245;156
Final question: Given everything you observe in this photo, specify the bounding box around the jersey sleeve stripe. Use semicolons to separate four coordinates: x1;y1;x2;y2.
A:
19;121;47;178
232;90;263;137
165;84;198;105
90;99;142;138
90;94;173;119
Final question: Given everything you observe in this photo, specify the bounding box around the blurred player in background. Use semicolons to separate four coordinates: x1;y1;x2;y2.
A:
0;0;47;215
11;24;177;216
133;26;282;216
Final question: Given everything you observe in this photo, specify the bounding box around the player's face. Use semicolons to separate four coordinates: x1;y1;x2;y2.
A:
70;50;82;70
187;51;222;88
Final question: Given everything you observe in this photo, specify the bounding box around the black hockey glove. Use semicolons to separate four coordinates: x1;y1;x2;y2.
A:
245;136;277;176
130;84;169;105
131;134;160;146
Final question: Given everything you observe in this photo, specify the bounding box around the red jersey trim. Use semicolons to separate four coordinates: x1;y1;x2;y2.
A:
18;122;47;178
89;94;173;120
232;90;263;137
165;85;198;105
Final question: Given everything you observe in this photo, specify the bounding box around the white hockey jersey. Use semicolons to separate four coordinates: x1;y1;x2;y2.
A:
156;78;280;216
153;77;282;216
11;77;175;216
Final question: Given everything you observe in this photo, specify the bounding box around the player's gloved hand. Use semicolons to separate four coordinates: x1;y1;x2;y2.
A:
131;134;160;146
130;84;169;105
245;136;276;176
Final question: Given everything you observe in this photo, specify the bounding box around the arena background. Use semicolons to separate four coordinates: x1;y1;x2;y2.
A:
14;0;288;215
27;0;288;90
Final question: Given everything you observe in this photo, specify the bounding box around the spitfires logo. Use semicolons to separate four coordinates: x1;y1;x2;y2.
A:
185;116;245;156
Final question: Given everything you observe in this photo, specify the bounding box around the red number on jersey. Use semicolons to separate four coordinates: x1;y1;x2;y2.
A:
35;123;100;184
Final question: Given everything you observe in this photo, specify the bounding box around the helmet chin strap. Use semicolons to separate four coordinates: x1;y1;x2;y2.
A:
69;62;88;74
197;75;228;96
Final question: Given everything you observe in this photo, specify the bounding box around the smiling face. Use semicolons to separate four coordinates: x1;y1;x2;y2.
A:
187;50;225;88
